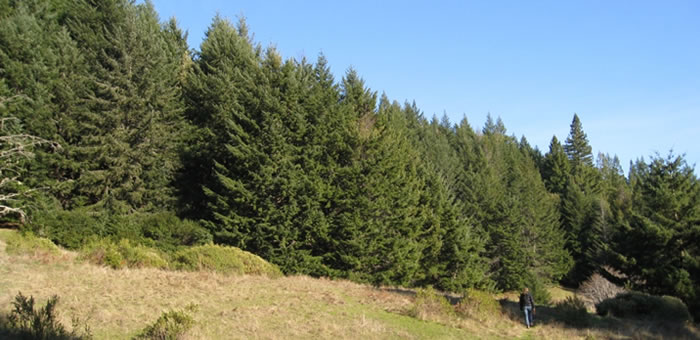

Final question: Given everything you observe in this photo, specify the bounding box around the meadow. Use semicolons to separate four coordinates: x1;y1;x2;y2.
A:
0;230;697;339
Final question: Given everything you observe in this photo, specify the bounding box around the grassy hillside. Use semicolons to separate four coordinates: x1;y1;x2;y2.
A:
0;230;697;339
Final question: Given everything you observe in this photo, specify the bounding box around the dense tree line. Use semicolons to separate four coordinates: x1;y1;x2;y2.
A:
1;0;698;320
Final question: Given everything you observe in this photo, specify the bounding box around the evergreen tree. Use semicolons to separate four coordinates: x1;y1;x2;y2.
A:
481;132;571;289
183;15;266;247
0;0;89;207
450;117;571;290
482;113;507;136
613;153;700;319
56;0;187;212
451;117;486;222
564;113;593;169
592;153;628;268
324;71;426;286
542;136;570;195
557;114;605;284
519;136;544;171
417;163;489;291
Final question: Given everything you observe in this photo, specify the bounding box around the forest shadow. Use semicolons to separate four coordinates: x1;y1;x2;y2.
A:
499;299;700;340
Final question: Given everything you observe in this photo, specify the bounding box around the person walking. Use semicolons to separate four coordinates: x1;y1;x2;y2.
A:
519;287;535;328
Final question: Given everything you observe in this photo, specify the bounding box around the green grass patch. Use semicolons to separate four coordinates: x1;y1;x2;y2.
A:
369;307;472;339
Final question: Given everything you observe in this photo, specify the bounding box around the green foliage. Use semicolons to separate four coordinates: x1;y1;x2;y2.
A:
454;288;500;322
408;287;454;322
563;114;594;168
31;206;211;252
0;0;84;201
60;0;188;213
5;231;60;257
110;212;212;252
460;120;571;291
134;305;196;340
172;244;282;278
525;275;552;306
595;292;692;323
80;239;169;270
2;292;91;340
611;153;700;320
555;296;590;328
545;114;606;287
326;95;429;287
30;207;109;249
542;136;570;195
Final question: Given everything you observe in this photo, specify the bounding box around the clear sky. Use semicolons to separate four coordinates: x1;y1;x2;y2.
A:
147;0;699;173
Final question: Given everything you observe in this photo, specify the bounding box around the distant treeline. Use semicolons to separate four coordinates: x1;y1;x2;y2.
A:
1;0;698;320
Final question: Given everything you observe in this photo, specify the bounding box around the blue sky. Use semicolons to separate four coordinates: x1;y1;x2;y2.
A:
148;0;699;173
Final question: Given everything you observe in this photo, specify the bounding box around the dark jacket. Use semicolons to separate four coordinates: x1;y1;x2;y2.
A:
519;292;535;310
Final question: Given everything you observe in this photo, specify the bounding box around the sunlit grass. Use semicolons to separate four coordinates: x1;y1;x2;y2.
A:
1;230;698;339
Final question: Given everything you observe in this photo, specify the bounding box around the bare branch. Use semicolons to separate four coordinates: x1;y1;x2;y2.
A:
0;114;57;225
0;204;27;223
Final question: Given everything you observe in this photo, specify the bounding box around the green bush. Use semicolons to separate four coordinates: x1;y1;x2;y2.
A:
408;287;455;322
455;288;500;322
172;244;282;277
1;292;92;340
30;207;212;253
134;305;196;340
136;212;212;250
595;291;692;323
555;296;590;328
5;231;61;257
79;239;168;270
116;239;169;269
30;208;109;250
79;238;125;269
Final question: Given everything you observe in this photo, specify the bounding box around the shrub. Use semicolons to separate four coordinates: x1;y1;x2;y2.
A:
555;296;590;328
596;291;692;323
172;244;282;277
79;238;125;269
30;207;212;253
134;305;196;340
455;288;500;322
109;212;212;252
115;239;169;269
408;287;454;322
136;212;212;250
79;238;168;270
578;272;626;308
30;208;109;249
2;292;91;340
5;231;61;258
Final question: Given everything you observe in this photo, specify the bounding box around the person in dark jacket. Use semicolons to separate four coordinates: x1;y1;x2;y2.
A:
519;287;535;328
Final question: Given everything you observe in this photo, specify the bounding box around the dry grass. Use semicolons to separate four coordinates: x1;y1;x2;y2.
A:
1;229;698;340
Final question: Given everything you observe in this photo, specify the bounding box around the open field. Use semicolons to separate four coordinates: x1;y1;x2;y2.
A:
0;230;697;339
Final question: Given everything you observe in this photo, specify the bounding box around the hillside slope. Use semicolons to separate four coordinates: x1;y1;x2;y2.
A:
0;230;697;339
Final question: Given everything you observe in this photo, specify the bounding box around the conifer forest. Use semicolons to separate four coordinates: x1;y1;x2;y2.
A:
1;0;699;321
